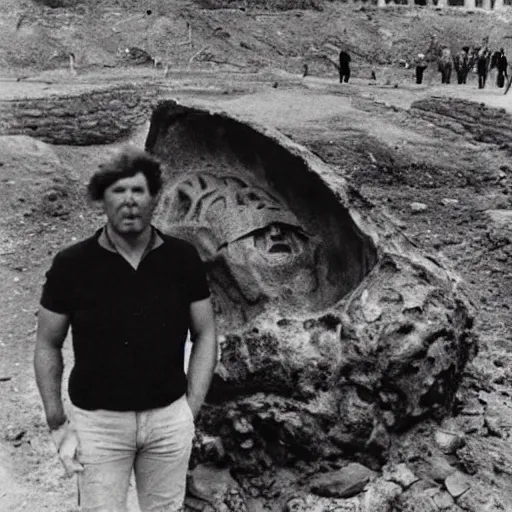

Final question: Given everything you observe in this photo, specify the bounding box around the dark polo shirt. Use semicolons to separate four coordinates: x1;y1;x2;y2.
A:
40;228;210;412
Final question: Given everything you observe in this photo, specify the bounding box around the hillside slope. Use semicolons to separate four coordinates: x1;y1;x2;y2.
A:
2;0;512;78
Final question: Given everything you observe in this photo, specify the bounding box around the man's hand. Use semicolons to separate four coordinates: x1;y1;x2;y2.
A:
50;421;84;478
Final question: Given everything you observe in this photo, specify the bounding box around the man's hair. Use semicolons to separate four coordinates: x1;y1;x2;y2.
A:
87;147;163;201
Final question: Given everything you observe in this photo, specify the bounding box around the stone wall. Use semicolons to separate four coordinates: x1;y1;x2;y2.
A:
0;84;160;146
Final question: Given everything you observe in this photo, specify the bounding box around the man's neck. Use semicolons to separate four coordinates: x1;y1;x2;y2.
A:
105;224;153;256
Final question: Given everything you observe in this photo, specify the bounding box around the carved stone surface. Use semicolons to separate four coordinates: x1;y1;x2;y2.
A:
146;99;477;471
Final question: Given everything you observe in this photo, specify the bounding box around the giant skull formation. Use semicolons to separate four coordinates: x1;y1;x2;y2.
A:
146;100;476;472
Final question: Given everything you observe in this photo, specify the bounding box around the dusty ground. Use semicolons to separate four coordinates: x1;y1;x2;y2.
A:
1;1;512;509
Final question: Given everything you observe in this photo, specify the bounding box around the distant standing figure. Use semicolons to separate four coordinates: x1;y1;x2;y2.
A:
454;47;470;84
68;52;77;77
490;49;501;85
303;63;309;78
438;47;452;84
339;49;351;83
477;47;490;89
497;48;508;88
415;53;427;85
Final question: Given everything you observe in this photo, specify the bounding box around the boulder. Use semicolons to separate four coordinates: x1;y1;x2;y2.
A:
359;478;402;511
146;99;477;472
394;487;443;512
456;483;506;512
426;455;456;483
383;463;420;489
309;463;375;498
410;202;428;213
434;429;465;454
124;46;153;65
444;471;472;498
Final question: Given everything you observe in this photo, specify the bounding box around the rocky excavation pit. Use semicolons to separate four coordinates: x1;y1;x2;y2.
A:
4;77;509;510
145;100;478;492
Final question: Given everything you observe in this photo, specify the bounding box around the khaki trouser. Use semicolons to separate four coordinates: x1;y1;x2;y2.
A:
72;395;194;512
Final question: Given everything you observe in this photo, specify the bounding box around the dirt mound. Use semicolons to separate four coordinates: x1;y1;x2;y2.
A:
195;0;323;8
0;84;158;145
412;96;512;149
291;104;500;191
0;136;83;226
2;0;512;76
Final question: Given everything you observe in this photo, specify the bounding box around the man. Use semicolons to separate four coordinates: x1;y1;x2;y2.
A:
476;46;490;89
339;48;351;83
438;46;452;84
415;53;427;85
34;147;218;512
454;47;469;85
490;48;501;84
497;48;508;88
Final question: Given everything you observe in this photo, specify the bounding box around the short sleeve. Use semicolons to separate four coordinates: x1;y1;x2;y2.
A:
184;243;211;303
40;252;73;314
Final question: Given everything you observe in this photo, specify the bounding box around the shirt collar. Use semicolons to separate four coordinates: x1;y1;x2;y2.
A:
97;225;164;254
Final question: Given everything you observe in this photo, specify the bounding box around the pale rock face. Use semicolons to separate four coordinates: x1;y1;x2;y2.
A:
146;99;477;471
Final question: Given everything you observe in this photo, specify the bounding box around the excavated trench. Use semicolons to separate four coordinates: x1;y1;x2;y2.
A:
0;88;478;475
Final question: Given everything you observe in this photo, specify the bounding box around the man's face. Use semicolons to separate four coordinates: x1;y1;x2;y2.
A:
102;172;156;236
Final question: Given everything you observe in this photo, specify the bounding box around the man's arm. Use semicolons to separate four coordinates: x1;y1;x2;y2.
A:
186;297;217;418
34;306;70;430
